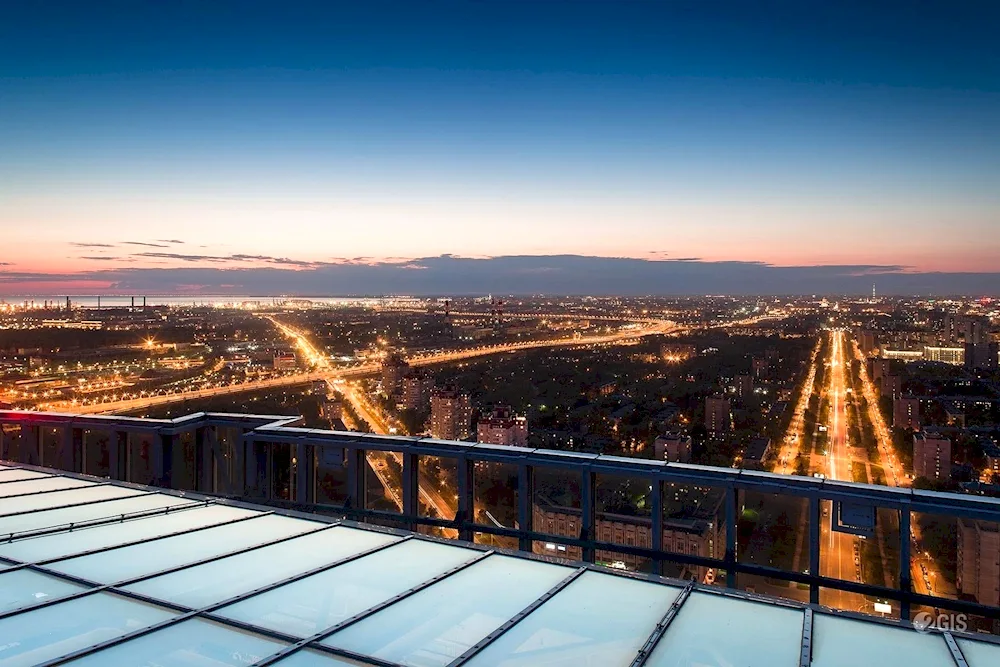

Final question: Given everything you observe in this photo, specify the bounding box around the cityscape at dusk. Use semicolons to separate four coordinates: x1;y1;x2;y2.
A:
1;3;999;666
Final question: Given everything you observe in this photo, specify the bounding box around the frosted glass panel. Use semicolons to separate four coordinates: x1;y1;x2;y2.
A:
272;650;362;666
0;592;174;667
217;539;480;637
0;569;87;613
812;615;954;667
646;592;803;667
958;638;1000;667
467;571;680;667
0;477;92;497
125;525;399;608
0;493;190;536
67;618;285;667
0;470;50;483
325;555;572;667
46;514;317;584
0;485;144;517
0;504;257;563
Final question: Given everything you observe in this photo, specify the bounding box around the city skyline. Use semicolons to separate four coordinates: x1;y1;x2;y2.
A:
2;2;999;294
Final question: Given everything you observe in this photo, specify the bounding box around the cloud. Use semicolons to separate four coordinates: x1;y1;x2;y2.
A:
0;262;12;266
132;252;327;268
79;256;134;262
70;242;116;248
122;241;170;248
1;255;999;296
156;239;185;244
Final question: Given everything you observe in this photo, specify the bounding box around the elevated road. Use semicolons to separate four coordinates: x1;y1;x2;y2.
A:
55;315;677;415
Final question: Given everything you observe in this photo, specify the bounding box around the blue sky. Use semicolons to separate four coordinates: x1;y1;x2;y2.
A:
1;1;998;294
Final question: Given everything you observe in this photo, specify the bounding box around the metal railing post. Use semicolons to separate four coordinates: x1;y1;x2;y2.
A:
581;469;596;563
809;495;821;605
295;441;311;506
346;445;366;512
725;484;737;589
155;432;174;488
651;478;664;576
457;456;474;541
900;504;912;621
518;463;534;552
402;451;419;530
23;424;39;466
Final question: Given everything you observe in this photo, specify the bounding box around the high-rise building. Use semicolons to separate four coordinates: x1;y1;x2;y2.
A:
957;518;1000;607
858;330;877;357
965;317;990;346
913;430;951;481
965;342;999;371
883;375;903;400
980;438;1000;482
429;384;472;441
735;374;753;400
892;396;920;431
942;314;961;345
476;405;528;446
653;432;692;463
751;357;769;379
381;353;410;395
869;358;891;393
705;396;731;435
399;371;433;412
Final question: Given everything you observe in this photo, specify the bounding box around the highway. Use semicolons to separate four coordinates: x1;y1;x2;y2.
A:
821;329;867;612
50;314;678;415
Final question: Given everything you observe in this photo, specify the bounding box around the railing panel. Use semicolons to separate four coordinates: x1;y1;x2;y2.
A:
1;410;999;632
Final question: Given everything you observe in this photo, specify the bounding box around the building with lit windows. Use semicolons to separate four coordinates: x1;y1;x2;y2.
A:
476;405;528;446
893;397;921;431
429;384;472;441
705;396;731;436
958;517;1000;608
913;430;951;481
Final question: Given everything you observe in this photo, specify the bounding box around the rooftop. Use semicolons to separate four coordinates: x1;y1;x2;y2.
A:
1;463;998;667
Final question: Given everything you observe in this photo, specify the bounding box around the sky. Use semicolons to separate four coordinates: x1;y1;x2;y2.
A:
1;1;999;295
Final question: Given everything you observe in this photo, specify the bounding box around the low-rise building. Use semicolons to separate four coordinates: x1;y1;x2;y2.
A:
653;432;692;463
477;405;528;446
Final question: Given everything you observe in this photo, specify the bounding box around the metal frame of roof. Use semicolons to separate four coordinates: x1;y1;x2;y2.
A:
0;463;997;666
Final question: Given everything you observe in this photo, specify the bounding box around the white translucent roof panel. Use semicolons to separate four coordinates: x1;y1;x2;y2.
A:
67;618;287;667
0;469;50;483
958;638;1000;667
217;538;480;638
466;570;681;667
272;650;367;666
0;568;87;614
0;476;93;497
646;592;803;667
0;504;256;563
124;525;400;608
812;614;954;667
0;485;144;517
45;513;317;584
0;592;175;667
0;492;191;536
324;554;573;667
